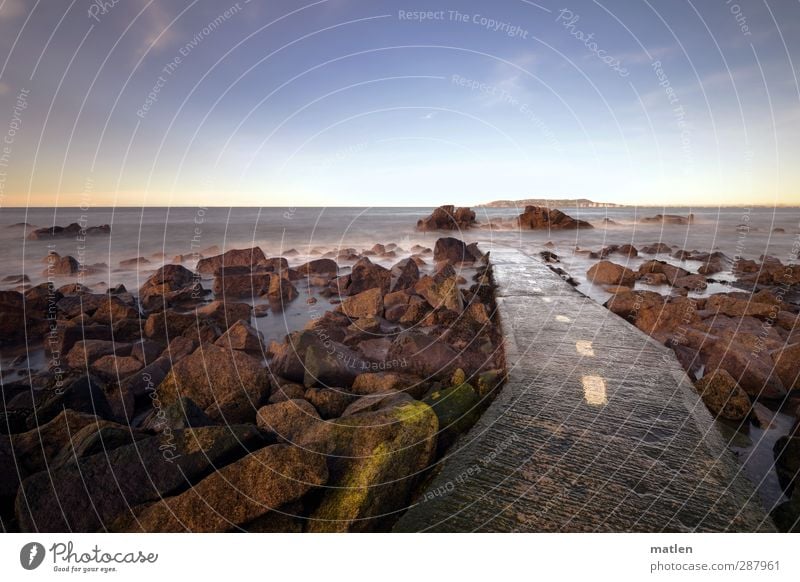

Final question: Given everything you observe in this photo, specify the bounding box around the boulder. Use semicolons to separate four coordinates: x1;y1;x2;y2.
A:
157;344;270;423
214;319;264;355
295;258;338;276
339;288;384;319
433;237;472;264
341;391;415;417
92;296;140;324
195;300;251;329
587;261;636;287
771;343;800;391
304;401;438;532
141;397;214;432
423;380;481;452
347;258;391;295
705;294;774;318
639;242;672;255
43;255;81;276
302;343;368;389
390;258;420;292
143;310;196;341
16;425;262;532
517;206;592;230
694;369;752;421
266;274;299;305
256;399;322;441
416;205;476;231
388;332;461;380
118;445;327;532
640;213;694;225
417;276;463;312
212;267;271;298
0;290;27;343
637;260;690;286
196;247;268;274
66;340;132;369
304;387;358;419
139;265;200;311
91;355;144;380
705;343;786;400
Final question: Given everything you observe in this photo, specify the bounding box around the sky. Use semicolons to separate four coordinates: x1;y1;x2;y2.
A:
0;0;798;207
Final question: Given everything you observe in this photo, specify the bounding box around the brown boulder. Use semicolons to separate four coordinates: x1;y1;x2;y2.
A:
637;260;690;285
212;267;271;298
195;300;251;329
347;258;391;295
433;237;473;264
694;369;752;420
214;319;264;354
705;343;786;400
157;344;270;423
139;264;200;311
772;343;800;391
587;261;636;287
196;247;268;274
390;258;420;292
517;206;592;230
339;288;383;319
119;445;327;532
416;205;476;231
256;399;322;442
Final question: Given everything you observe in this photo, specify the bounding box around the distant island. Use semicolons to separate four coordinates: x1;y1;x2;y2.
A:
477;198;624;208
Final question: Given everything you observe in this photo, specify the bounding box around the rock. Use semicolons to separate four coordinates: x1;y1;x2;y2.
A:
341;391;414;417
42;255;81;276
269;331;326;384
417;276;463;312
388;332;461;380
339;288;383;319
28;223;110;240
139;265;200;311
119;257;150;268
640;213;694;225
705;343;786;400
390;258;420;292
267;383;307;404
302;343;367;389
694;369;752;421
416;205;476;231
118;445;326;532
195;300;251;329
91;355;144;379
212;266;271;298
586;261;636;287
157;344;270;423
143;310;196;341
256;399;322;442
517;206;592;230
433;237;473;264
640;242;672;255
214;319;264;355
66;340;132;369
673;274;708;291
196;247;269;274
130;339;163;365
347;258;391;295
423;381;481;452
771;343;800;391
16;425;262;532
22;375;115;432
304;387;358;419
637;260;690;285
0;290;27;343
266;274;299;306
705;294;774;318
305;401;438;532
640;272;668;286
92;296;139;324
774;432;800;496
295;258;338;276
141;397;214;432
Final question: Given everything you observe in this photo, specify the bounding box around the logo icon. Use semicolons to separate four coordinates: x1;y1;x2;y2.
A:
20;542;45;570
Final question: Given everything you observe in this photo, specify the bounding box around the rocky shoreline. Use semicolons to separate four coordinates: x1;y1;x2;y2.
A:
0;234;506;532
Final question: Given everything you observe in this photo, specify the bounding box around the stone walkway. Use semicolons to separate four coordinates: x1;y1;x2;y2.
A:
394;247;773;532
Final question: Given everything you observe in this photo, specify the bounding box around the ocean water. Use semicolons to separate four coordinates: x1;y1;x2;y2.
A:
0;206;797;298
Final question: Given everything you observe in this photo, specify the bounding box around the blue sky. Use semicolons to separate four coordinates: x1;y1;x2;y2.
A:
0;0;798;207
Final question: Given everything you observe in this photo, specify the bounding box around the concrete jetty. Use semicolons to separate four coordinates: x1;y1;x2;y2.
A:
395;248;773;532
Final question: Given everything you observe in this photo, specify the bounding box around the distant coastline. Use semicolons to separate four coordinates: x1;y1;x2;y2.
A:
477;198;625;208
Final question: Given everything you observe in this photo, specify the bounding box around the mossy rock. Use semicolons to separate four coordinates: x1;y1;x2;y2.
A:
423;382;480;453
306;401;438;532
